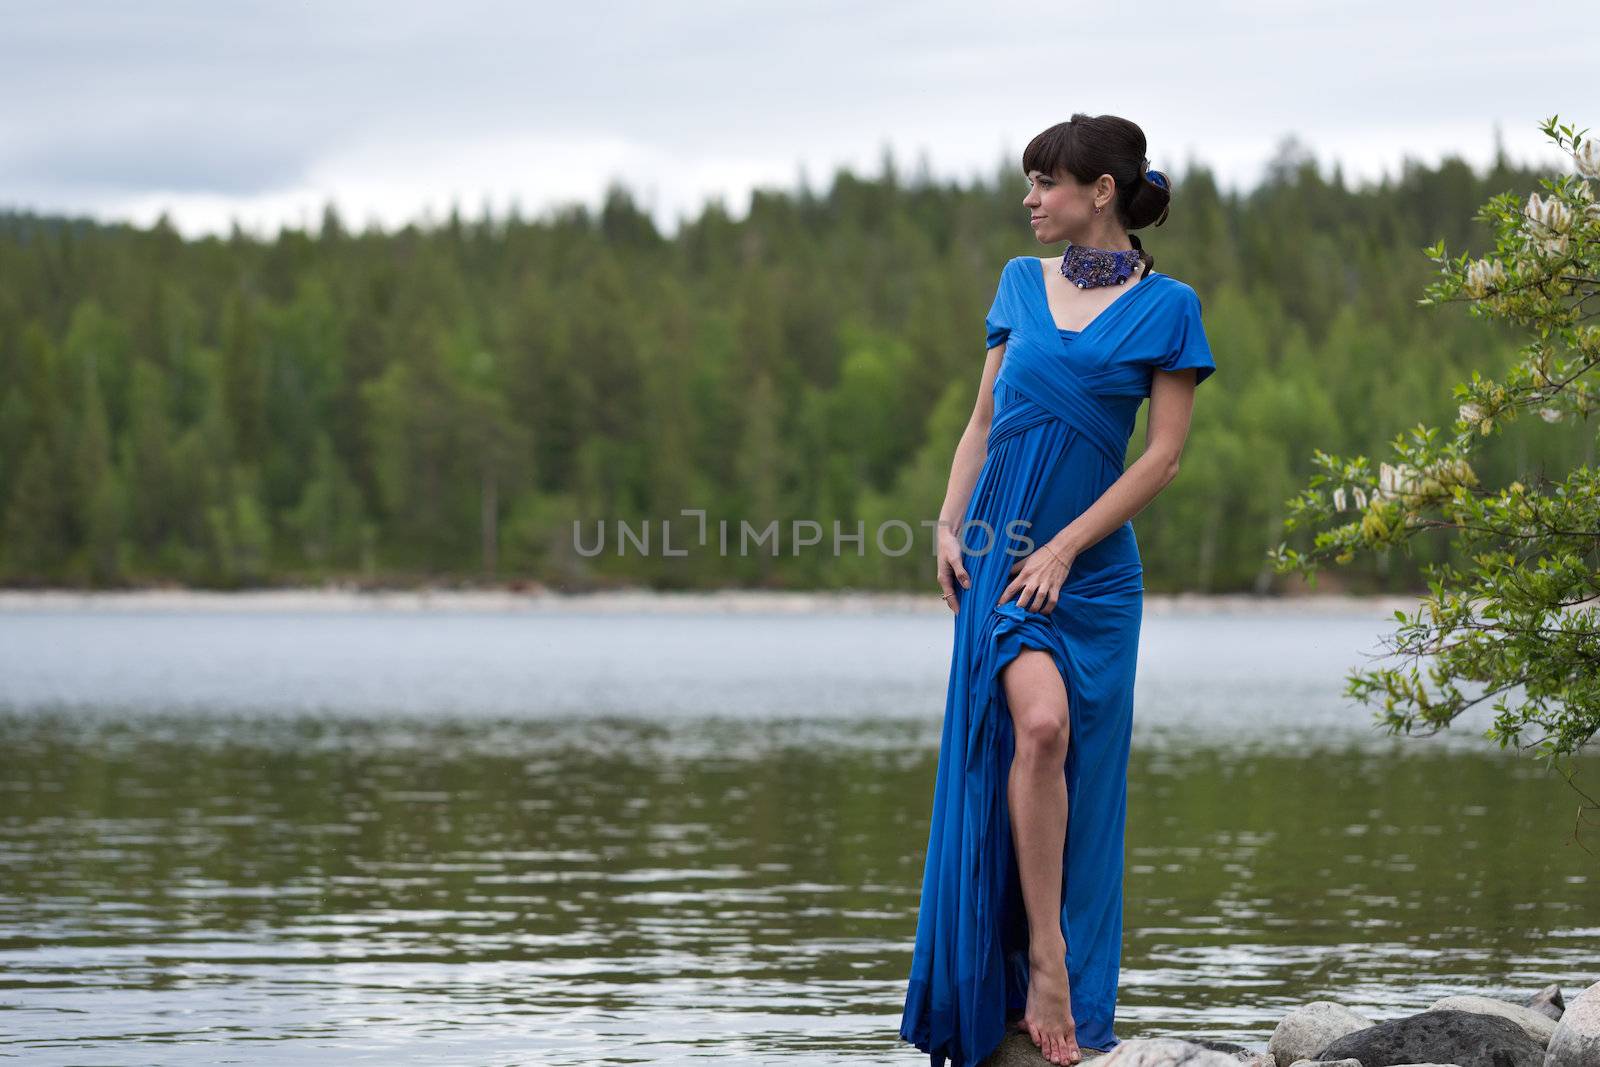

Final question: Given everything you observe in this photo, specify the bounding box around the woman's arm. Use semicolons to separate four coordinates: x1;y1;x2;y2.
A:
1044;366;1198;558
936;343;1007;532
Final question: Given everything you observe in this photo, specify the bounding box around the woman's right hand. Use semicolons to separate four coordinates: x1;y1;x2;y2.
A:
936;525;972;615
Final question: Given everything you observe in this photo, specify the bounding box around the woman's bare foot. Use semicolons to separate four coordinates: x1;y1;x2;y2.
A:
1021;939;1082;1065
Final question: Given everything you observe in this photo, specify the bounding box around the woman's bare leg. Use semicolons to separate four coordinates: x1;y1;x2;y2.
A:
1001;648;1082;1066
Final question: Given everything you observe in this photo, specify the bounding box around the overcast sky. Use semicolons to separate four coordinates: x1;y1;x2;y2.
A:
4;1;1595;239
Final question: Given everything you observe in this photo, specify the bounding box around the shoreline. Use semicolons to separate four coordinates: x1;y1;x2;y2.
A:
0;585;1426;616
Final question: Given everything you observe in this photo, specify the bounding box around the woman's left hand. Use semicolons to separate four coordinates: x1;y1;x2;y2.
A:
997;541;1075;614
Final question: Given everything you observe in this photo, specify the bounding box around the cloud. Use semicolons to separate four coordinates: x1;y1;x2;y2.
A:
1;1;1594;238
10;124;312;198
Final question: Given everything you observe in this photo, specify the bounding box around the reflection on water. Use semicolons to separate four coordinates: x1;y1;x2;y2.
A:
0;603;1492;744
0;605;1593;1064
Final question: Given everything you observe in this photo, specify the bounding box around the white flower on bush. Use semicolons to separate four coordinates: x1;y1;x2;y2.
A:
1575;139;1600;179
1332;486;1347;511
1539;407;1564;423
1527;191;1574;232
1351;486;1368;510
1525;192;1574;239
1376;462;1419;502
1461;258;1507;298
1458;402;1484;424
1524;191;1546;227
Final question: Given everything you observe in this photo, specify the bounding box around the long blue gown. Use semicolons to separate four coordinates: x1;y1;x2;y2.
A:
899;256;1217;1065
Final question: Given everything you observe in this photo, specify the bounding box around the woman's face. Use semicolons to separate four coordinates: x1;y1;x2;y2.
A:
1023;168;1100;245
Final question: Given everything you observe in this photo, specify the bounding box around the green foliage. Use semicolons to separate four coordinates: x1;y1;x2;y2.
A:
1272;116;1600;772
0;139;1583;594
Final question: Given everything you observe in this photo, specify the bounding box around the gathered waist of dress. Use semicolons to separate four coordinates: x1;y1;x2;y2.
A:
993;356;1129;469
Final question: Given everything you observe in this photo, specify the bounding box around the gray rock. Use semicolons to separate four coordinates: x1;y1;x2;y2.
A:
1184;1037;1270;1064
1527;983;1565;1023
1189;1038;1252;1055
1545;978;1600;1067
1291;1063;1468;1067
1268;1002;1375;1067
1093;1038;1244;1066
1429;994;1559;1046
1319;1007;1543;1067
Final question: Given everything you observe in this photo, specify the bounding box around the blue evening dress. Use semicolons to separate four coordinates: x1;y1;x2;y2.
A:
899;256;1217;1065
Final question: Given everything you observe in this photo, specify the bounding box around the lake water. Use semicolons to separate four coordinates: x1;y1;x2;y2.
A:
0;597;1594;1064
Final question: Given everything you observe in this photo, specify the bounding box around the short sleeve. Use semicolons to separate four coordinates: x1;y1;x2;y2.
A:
1152;286;1216;387
984;260;1013;350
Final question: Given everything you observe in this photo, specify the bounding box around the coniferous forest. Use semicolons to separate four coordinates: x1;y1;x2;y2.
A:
1;141;1589;593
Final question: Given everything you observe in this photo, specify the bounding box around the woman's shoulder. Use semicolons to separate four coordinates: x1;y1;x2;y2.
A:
996;256;1049;293
1143;270;1196;298
1138;271;1203;315
998;255;1036;275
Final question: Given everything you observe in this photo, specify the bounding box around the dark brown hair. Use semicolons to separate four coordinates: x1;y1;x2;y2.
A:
1022;113;1171;277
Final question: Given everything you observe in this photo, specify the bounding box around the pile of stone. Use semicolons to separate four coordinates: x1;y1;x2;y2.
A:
980;979;1597;1066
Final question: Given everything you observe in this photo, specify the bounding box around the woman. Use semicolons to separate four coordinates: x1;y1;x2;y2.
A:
898;114;1216;1067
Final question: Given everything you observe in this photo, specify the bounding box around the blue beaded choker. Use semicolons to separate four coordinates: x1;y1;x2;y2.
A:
1060;234;1144;289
